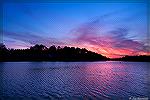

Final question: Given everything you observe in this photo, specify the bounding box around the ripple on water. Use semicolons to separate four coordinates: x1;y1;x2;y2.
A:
0;61;150;99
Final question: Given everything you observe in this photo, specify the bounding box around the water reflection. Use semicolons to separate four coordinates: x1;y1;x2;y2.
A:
0;61;150;99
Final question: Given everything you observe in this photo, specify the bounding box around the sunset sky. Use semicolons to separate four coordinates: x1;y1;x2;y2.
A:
2;0;150;58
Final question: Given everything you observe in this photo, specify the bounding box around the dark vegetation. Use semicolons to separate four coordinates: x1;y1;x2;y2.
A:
111;55;150;62
0;43;150;62
0;43;107;61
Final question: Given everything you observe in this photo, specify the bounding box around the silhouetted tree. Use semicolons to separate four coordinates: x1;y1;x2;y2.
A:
0;43;9;61
0;43;7;50
30;44;48;51
1;43;149;62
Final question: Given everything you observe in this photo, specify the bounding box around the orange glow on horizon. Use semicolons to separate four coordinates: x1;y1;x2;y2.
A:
74;43;150;58
8;43;150;59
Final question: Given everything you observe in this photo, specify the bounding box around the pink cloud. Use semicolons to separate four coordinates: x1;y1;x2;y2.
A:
71;19;150;58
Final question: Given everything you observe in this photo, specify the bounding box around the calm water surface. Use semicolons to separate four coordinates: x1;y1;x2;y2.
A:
0;61;150;100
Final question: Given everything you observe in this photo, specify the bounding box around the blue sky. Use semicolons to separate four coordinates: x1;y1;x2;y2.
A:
2;0;150;58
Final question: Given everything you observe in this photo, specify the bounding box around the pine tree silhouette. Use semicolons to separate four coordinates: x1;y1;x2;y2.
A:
0;44;108;61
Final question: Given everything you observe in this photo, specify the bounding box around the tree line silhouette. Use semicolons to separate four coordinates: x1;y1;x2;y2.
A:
0;43;108;61
111;55;150;62
0;43;150;62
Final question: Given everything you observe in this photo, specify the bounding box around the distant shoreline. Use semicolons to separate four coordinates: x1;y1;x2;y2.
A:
0;59;150;62
1;44;150;62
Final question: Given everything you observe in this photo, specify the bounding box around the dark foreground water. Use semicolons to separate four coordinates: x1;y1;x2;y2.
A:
0;61;150;100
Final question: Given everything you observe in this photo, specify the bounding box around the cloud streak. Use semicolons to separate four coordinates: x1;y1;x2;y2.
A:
71;15;150;58
3;3;149;58
3;31;65;48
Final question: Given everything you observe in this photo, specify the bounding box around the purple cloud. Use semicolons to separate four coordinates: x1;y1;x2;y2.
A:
3;31;65;48
71;17;150;58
